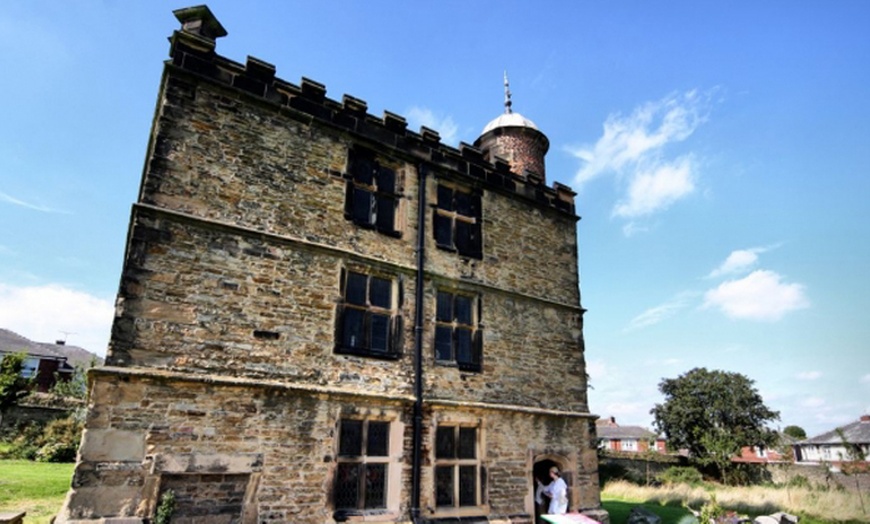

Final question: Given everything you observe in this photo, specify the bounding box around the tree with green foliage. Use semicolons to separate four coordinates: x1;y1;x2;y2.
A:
650;367;780;485
0;352;31;415
782;425;807;440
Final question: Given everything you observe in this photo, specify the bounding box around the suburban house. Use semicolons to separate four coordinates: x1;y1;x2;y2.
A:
596;417;666;454
0;328;96;392
57;6;606;524
794;415;870;466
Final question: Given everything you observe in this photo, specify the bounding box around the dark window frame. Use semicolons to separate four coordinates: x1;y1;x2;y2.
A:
345;148;402;237
434;425;482;509
334;418;392;511
335;269;403;360
434;290;482;372
433;183;482;259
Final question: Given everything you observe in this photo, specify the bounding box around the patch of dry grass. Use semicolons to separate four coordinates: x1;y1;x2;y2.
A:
602;480;868;522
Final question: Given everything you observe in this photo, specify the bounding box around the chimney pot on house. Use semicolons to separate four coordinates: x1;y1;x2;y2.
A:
861;415;870;422
56;340;65;345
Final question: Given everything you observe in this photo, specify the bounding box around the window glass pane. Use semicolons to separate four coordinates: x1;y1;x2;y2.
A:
369;314;390;352
454;190;472;216
364;464;387;509
456;329;473;365
366;421;390;457
335;463;360;509
435;426;455;459
375;167;396;194
342;308;366;349
435;466;454;507
346;272;368;306
434;212;453;248
437;185;454;211
454;295;472;325
458;427;476;459
434;326;453;361
352;154;374;185
352;187;374;226
369;277;392;309
454;220;473;255
375;195;396;233
436;292;452;322
339;420;363;456
458;465;477;506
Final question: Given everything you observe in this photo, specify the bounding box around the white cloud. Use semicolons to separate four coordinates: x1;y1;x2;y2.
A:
0;283;113;356
702;269;810;321
796;371;822;380
568;89;714;232
612;155;695;218
405;106;460;145
627;292;695;330
707;244;781;278
861;374;870;384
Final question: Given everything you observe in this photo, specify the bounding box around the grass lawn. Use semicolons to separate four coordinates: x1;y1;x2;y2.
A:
0;460;73;523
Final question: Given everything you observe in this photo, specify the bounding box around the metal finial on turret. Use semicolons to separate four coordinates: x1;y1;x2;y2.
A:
504;71;513;114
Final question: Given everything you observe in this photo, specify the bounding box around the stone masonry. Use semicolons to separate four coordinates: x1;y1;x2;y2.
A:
57;5;605;524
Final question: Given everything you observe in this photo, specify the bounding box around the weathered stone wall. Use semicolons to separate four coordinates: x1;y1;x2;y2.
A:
62;370;412;523
60;9;600;523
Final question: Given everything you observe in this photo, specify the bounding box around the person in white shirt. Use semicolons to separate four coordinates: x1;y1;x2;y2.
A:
536;466;568;514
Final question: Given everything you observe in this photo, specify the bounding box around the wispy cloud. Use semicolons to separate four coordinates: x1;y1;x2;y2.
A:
612;155;696;218
707;245;780;278
405;106;460;145
569;89;714;232
861;374;870;384
0;191;69;214
796;371;822;380
627;292;696;330
0;283;113;356
702;269;809;321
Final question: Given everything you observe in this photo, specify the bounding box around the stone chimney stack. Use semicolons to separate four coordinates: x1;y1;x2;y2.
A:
172;5;228;41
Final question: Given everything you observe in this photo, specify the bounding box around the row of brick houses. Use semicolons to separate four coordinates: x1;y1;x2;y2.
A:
57;6;606;524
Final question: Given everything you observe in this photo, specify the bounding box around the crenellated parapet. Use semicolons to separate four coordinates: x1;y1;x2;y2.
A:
168;5;577;217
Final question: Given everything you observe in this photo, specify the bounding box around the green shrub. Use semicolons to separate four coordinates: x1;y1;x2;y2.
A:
786;475;810;489
154;489;176;524
0;412;83;462
658;466;704;486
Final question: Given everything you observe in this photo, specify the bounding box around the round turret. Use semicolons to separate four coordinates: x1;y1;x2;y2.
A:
474;73;549;181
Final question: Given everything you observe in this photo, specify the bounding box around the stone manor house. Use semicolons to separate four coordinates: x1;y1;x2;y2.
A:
58;6;605;523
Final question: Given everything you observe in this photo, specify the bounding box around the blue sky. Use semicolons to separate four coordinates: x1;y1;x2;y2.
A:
1;1;868;438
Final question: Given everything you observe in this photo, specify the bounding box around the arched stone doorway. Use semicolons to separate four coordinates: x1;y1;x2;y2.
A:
532;455;569;524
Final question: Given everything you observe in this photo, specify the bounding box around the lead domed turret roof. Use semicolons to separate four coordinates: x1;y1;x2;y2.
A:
480;111;541;135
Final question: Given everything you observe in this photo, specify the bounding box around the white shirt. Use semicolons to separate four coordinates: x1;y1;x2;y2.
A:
543;476;568;514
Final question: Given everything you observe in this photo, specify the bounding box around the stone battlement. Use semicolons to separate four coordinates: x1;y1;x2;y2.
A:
168;5;577;217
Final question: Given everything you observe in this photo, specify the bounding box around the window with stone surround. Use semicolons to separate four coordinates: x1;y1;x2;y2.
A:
334;419;391;512
434;424;483;509
434;290;482;372
434;183;482;259
335;269;403;359
344;147;401;236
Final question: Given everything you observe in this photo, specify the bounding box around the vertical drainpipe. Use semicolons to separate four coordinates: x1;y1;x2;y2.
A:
410;162;427;523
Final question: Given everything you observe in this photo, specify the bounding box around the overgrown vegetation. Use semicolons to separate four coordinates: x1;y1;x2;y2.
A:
0;412;84;462
602;477;868;523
